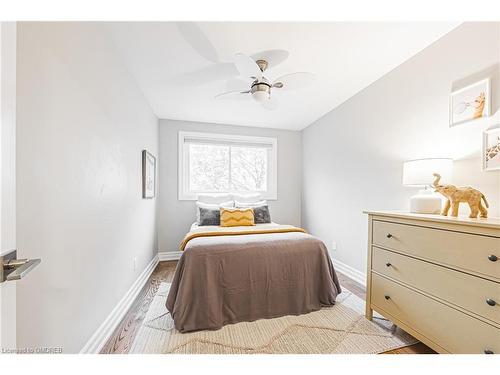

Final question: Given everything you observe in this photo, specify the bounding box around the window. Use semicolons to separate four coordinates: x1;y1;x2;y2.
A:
178;131;277;200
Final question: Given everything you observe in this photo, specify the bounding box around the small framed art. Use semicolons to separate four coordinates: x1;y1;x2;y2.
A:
482;127;500;171
142;150;156;198
450;78;490;127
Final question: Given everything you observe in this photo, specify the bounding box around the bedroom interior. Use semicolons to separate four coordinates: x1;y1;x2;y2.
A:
1;3;500;369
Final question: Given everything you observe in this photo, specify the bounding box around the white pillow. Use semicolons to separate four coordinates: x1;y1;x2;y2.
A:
195;200;234;223
231;193;262;203
197;193;233;204
235;200;267;208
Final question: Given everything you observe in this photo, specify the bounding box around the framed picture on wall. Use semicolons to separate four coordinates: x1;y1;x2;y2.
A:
450;78;490;127
482;127;500;171
142;150;156;198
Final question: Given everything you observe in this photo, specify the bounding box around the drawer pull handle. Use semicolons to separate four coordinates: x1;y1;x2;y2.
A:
486;298;497;306
484;349;494;354
384;295;391;300
386;233;393;239
488;255;498;262
386;262;391;267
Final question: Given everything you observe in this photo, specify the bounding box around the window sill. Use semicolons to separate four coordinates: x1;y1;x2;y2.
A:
178;192;278;201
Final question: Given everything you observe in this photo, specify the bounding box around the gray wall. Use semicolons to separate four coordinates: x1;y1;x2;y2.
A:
302;22;500;274
16;22;159;353
158;119;301;253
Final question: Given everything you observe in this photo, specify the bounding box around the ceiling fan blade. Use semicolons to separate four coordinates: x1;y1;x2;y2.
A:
261;95;279;111
234;53;262;80
225;77;252;92
272;72;315;91
251;49;289;70
176;22;220;63
215;90;251;100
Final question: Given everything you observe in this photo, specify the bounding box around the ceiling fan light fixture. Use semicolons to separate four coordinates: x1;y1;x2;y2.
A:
252;90;270;103
251;83;271;103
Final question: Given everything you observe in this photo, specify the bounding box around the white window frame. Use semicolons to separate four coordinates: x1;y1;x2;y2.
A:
178;131;278;200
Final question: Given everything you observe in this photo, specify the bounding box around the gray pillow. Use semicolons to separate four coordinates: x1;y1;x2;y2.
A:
253;205;271;224
198;207;220;226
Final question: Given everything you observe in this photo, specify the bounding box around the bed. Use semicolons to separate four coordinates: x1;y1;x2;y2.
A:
166;222;342;333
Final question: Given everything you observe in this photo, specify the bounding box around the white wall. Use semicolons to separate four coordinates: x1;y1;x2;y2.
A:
16;22;159;353
158;119;301;253
302;22;500;274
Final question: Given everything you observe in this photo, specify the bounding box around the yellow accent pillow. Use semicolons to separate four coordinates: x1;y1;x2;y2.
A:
220;208;255;227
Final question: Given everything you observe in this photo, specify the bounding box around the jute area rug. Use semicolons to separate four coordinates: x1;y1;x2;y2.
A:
130;282;416;354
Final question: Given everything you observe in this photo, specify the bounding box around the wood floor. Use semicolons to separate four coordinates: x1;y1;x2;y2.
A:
101;260;435;354
100;261;178;354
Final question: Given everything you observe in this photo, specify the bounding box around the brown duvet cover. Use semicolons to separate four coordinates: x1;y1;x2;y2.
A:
166;227;342;333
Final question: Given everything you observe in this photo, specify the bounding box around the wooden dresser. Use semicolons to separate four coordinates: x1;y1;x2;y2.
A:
364;211;500;354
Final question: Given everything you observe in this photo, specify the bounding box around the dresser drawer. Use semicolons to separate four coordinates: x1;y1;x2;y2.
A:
371;273;500;354
372;220;500;281
372;246;500;325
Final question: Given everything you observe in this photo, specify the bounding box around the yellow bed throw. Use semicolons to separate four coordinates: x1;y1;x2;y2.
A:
179;224;307;250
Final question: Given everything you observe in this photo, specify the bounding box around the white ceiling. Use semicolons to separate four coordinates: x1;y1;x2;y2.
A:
106;22;459;131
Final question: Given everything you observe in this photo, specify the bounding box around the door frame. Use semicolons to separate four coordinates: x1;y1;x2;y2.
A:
0;21;17;352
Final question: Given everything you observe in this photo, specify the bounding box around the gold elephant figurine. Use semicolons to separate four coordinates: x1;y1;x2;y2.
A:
432;174;489;218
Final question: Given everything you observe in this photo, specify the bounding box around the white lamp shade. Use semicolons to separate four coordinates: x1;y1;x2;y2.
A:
252;90;269;103
402;158;453;186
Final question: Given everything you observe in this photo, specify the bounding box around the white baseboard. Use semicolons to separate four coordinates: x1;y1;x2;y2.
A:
158;251;182;261
80;254;159;353
331;257;367;287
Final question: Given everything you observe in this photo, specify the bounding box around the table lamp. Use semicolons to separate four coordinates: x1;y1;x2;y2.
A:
402;158;453;214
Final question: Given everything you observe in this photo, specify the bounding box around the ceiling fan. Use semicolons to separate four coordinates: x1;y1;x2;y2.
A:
176;23;315;110
215;54;315;110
